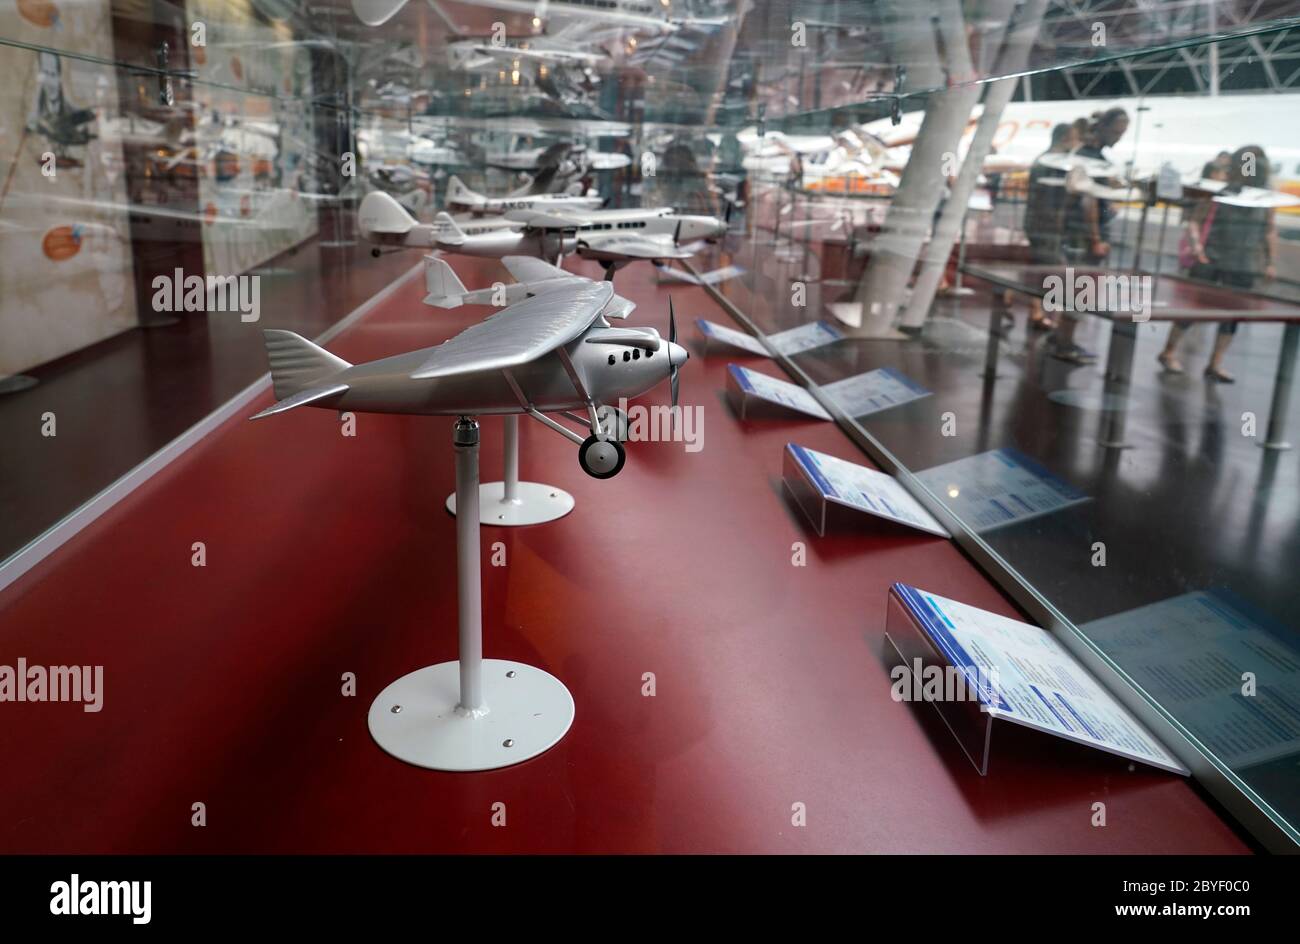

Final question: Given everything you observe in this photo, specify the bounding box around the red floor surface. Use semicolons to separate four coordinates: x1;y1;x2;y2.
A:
0;256;1251;853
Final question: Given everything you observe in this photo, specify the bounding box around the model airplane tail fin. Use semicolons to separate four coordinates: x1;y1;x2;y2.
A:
446;175;479;206
262;330;352;402
358;190;416;236
423;255;469;307
432;212;466;246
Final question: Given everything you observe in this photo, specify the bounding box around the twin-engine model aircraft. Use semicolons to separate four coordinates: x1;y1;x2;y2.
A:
250;281;687;479
502;205;727;271
445;175;602;214
358;191;726;270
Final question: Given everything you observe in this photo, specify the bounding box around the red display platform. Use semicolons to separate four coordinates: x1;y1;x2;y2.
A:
0;256;1250;853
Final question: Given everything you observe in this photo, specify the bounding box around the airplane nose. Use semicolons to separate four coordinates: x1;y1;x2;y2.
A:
668;342;689;369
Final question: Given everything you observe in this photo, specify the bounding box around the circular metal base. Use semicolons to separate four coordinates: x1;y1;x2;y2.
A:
0;375;38;395
445;481;575;526
368;660;574;772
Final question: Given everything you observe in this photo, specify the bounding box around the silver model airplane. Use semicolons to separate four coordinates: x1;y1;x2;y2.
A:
424;255;637;320
359;191;726;271
445;175;603;214
360;191;562;259
250;281;686;478
503;205;726;272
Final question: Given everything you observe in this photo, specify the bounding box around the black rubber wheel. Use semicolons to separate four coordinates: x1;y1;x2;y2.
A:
578;434;626;479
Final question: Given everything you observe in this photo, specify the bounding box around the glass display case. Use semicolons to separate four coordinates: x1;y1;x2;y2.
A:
2;0;1299;852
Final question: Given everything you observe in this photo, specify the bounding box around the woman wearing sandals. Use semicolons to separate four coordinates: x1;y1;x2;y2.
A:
1159;146;1278;383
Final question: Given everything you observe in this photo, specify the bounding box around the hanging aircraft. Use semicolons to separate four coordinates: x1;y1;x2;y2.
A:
446;21;629;72
352;0;728;33
250;280;688;479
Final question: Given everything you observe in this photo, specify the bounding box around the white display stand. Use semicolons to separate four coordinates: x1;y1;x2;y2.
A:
782;443;950;538
725;365;830;420
884;583;1187;776
445;415;575;526
369;417;574;771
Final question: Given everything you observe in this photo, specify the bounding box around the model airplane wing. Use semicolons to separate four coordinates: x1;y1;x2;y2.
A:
411;281;613;380
505;208;588;229
501;256;576;284
581;232;693;260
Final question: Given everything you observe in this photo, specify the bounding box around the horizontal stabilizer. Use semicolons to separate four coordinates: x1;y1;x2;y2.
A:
250;383;348;420
423;255;469;307
432;212;466;246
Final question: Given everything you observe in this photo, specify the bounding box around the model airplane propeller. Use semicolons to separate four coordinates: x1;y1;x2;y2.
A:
250;280;687;479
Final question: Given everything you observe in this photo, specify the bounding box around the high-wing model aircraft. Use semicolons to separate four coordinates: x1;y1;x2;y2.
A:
445;175;603;214
424;255;637;320
250;281;687;478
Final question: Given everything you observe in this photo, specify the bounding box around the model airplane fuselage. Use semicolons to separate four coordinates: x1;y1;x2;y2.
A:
251;279;687;478
446;175;602;214
323;325;677;416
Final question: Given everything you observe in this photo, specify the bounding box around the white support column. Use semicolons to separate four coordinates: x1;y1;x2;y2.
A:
367;416;575;772
900;0;1047;330
445;414;575;525
454;417;484;712
844;0;1000;337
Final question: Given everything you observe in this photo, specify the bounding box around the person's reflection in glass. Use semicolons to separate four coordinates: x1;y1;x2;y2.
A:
1158;160;1228;374
1161;146;1278;383
1049;107;1130;366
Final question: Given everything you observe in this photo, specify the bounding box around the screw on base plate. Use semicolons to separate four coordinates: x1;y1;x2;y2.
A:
390;705;402;714
506;670;517;678
503;739;514;748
